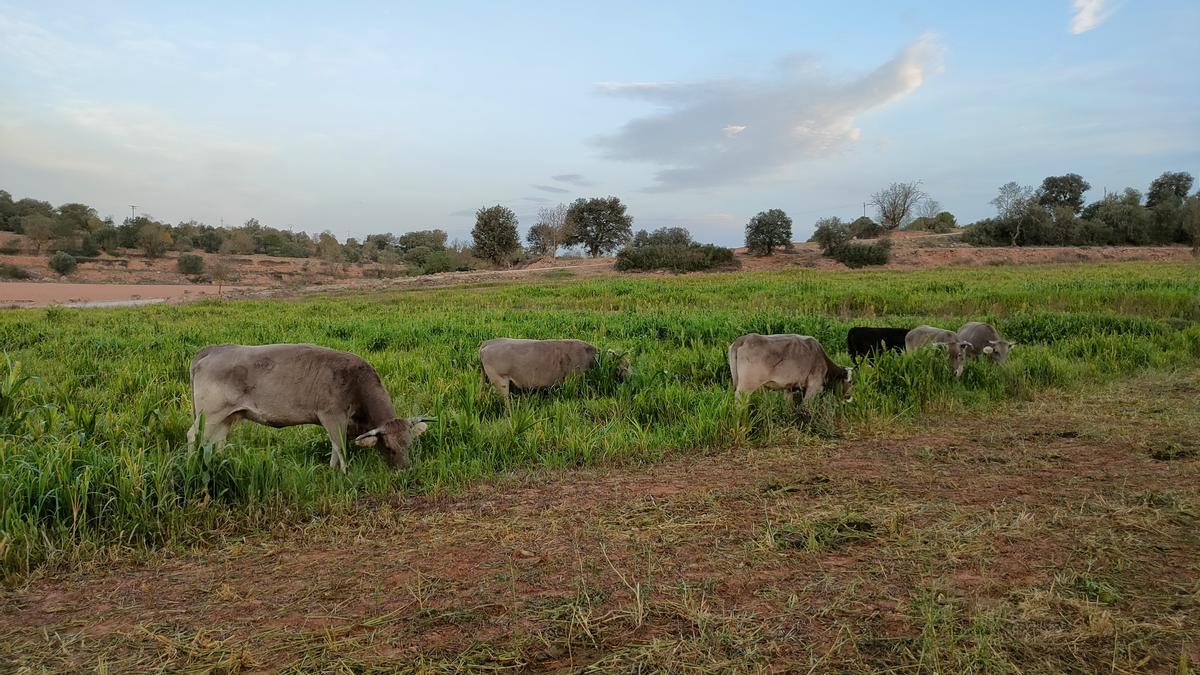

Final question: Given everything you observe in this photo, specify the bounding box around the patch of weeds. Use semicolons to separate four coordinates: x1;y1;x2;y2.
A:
771;512;876;551
761;473;832;497
1148;439;1197;461
1057;569;1121;604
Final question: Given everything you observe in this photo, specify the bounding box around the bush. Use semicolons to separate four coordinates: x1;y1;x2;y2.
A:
48;251;77;275
177;253;205;275
849;216;885;238
0;263;31;279
810;217;852;253
615;243;735;273
906;212;958;233
829;240;892;268
745;209;793;255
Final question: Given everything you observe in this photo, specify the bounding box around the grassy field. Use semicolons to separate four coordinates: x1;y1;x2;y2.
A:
1;261;1198;580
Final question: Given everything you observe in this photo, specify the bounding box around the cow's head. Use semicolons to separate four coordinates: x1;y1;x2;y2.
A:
354;416;435;469
606;349;632;382
981;339;1015;363
938;341;973;377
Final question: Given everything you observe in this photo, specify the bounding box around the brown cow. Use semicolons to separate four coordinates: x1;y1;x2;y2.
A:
905;325;973;377
728;333;853;403
478;338;629;398
187;343;434;471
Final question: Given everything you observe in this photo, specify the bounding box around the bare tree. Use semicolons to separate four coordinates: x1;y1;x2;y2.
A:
917;198;941;220
527;203;571;258
870;181;928;230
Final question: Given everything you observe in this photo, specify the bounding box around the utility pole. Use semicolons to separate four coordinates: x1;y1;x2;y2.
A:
862;202;867;218
128;205;138;221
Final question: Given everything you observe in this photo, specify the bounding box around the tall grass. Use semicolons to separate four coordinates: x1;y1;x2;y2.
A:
1;262;1197;577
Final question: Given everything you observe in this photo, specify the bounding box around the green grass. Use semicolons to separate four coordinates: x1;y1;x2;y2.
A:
1;261;1198;578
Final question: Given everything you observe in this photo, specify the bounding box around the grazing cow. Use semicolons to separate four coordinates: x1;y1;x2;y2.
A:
905;326;973;377
188;343;434;471
958;322;1016;363
847;326;912;364
478;338;630;398
728;333;853;403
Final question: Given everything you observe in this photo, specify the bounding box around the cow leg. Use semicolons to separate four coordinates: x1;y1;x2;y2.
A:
802;375;825;404
482;363;510;399
319;414;349;472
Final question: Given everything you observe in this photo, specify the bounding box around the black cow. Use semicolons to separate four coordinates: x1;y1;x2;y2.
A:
847;327;912;364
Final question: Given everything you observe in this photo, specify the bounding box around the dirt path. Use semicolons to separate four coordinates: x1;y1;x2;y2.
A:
1;372;1198;672
0;282;253;308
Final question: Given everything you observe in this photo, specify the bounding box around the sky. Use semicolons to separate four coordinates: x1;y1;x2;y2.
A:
1;0;1198;246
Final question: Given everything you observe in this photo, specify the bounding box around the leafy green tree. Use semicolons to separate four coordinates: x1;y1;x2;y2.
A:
745;209;793;255
472;205;520;264
809;217;851;253
315;231;344;262
397;229;448;252
1146;171;1194;208
139;221;173;258
22;215;55;253
48;251;77;276
565;197;633;257
1037;173;1091;214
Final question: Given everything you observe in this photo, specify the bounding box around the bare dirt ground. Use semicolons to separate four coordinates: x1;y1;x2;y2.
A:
2;370;1196;672
2;229;1195;308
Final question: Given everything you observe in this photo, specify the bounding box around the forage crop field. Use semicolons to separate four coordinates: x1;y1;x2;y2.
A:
1;262;1198;579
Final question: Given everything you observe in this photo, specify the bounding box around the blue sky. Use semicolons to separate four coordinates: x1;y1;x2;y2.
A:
1;1;1197;246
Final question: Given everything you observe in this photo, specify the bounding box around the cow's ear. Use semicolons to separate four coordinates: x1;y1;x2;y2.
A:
983;345;994;354
1008;341;1017;348
412;422;429;436
354;429;380;447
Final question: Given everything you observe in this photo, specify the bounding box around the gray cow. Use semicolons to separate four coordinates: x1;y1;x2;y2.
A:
188;343;434;471
478;338;630;397
728;333;853;403
905;325;973;377
958;322;1016;363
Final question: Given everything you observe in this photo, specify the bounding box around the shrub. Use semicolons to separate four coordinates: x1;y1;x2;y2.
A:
48;251;77;275
829;240;892;268
849;216;885;238
615;243;735;273
177;253;205;275
907;211;958;233
0;263;31;279
810;217;852;253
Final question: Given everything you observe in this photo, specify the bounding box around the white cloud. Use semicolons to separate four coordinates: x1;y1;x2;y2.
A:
594;35;942;192
1070;0;1112;34
532;184;570;194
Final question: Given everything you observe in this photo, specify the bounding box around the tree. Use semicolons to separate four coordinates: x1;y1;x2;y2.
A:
870;181;927;230
526;204;570;257
471;205;520;264
209;257;237;296
1185;196;1200;257
397;229;448;252
744;209;793;255
48;251;77;276
315;231;344;262
917;199;942;220
139;221;173;258
1037;173;1091;214
565;197;633;257
991;182;1036;220
221;230;256;254
637;226;693;247
1146;171;1194;208
22;215;55;253
809;217;851;253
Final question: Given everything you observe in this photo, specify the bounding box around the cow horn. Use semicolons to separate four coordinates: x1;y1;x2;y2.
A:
354;428;380;441
409;416;438;423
